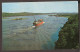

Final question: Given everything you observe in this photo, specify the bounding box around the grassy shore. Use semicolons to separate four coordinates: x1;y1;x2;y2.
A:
2;12;77;17
2;12;51;17
55;13;79;49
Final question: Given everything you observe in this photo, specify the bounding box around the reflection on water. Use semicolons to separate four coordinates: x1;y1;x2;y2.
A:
2;15;68;50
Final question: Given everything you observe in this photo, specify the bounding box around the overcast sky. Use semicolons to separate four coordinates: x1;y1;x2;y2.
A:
2;1;78;13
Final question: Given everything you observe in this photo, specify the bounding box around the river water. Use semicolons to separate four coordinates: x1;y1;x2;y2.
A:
2;15;68;50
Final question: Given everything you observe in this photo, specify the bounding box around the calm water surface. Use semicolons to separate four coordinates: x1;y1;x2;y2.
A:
2;15;68;50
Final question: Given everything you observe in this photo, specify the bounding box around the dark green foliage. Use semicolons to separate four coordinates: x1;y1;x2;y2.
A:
55;14;79;49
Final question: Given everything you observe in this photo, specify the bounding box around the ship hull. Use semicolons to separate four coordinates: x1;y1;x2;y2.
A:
35;22;44;26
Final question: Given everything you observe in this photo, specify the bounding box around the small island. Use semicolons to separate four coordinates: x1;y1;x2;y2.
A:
12;18;28;20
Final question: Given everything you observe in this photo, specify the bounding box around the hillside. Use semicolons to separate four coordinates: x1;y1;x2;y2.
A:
55;14;79;49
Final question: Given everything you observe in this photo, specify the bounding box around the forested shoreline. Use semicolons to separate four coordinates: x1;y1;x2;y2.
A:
55;14;79;49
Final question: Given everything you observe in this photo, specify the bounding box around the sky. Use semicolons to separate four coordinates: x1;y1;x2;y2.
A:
2;1;78;13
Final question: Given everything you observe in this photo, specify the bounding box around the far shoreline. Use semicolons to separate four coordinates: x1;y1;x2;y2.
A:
2;12;78;18
2;12;50;17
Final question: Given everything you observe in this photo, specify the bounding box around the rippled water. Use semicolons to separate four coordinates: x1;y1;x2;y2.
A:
2;15;68;50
